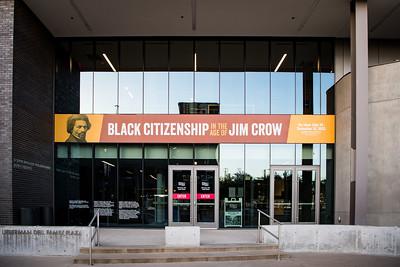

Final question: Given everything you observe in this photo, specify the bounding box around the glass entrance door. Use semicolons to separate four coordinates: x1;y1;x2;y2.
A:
168;166;219;228
270;166;320;224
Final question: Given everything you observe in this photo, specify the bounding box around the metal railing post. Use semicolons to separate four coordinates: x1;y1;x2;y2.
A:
256;209;282;261
89;226;92;265
278;223;281;261
257;210;261;243
96;212;99;246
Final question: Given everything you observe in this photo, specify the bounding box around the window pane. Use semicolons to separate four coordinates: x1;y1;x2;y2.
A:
194;144;219;165
271;42;295;114
145;41;168;71
95;144;117;158
120;41;143;71
170;41;194;71
71;41;94;71
96;41;119;71
195;72;219;103
244;144;270;226
169;72;194;114
79;72;93;113
296;144;320;165
94;72;118;114
246;72;270;114
169;144;193;159
220;41;244;71
246;41;269;71
94;159;117;225
219;144;244;228
195;41;219;71
321;73;335;114
120;145;142;159
313;72;321;114
119;159;143;224
119;72;143;114
143;159;168;225
220;72;244;114
144;145;168;159
71;144;92;158
271;144;295;165
57;144;68;158
271;72;295;114
144;72;168;114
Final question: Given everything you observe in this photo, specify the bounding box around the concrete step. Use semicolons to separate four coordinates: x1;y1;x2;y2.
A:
79;244;278;254
74;248;285;264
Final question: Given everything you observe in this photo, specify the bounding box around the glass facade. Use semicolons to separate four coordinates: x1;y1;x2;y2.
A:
55;38;335;227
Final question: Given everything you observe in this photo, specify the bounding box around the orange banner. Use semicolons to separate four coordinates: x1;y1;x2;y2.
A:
55;114;335;144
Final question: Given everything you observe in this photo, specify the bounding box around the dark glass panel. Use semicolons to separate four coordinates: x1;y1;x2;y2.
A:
170;41;194;71
246;41;269;71
194;144;219;165
145;41;168;71
273;170;292;222
94;159;118;226
95;41;119;71
220;41;244;71
55;158;92;226
219;144;244;227
143;159;168;226
70;41;94;71
172;170;191;223
120;41;143;71
244;144;270;226
297;170;316;222
195;41;219;71
196;170;215;222
118;159;143;225
270;41;294;72
296;41;319;114
320;41;334;73
320;144;334;224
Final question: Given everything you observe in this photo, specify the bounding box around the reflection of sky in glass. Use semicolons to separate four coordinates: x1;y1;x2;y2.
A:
271;72;295;114
144;72;168;114
195;72;219;103
169;72;193;114
245;144;270;179
271;144;295;165
119;72;143;114
313;73;321;114
246;72;270;114
80;72;93;113
295;73;303;114
220;72;244;114
219;144;244;178
94;72;118;114
321;73;334;114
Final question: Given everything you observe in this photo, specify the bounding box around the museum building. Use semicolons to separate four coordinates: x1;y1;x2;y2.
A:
1;0;399;228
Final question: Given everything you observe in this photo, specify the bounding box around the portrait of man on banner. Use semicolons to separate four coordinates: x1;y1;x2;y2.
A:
65;114;91;143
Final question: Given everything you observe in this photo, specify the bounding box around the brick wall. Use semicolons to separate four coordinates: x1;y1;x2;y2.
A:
11;0;55;224
0;0;15;225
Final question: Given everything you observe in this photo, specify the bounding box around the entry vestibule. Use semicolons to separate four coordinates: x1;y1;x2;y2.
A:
270;165;320;224
168;165;219;228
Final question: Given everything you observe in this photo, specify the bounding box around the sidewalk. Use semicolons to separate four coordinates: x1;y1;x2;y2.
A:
1;253;399;267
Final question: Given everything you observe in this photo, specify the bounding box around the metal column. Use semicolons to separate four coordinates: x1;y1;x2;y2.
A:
350;0;368;225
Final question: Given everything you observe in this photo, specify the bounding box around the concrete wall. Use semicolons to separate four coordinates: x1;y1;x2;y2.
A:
334;61;400;226
335;39;400;82
0;0;15;225
262;225;400;256
0;226;92;256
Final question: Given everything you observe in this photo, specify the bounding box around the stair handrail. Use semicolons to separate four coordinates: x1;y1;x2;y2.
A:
88;209;100;265
257;209;282;260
